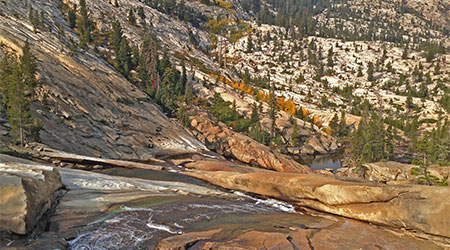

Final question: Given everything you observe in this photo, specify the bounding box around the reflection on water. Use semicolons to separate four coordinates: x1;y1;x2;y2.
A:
296;153;343;171
308;156;342;171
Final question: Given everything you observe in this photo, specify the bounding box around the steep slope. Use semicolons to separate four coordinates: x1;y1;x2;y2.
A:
0;0;206;159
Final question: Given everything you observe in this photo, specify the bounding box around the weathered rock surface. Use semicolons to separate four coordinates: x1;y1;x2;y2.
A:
1;153;448;249
337;161;450;184
33;144;166;171
184;168;450;238
155;219;444;250
0;0;206;160
189;111;312;173
0;154;63;235
195;82;340;156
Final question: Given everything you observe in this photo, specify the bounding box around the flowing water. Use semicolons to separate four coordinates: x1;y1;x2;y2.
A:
66;164;340;249
67;167;443;249
68;194;326;249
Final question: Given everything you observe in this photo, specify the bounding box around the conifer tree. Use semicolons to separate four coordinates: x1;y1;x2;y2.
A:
117;38;131;76
357;66;363;77
185;83;193;105
78;0;93;48
0;54;14;107
176;105;189;127
138;34;160;95
110;20;123;52
367;62;374;81
128;8;137;26
68;7;77;29
250;102;259;124
401;46;408;59
327;47;333;67
412;135;433;185
137;6;146;20
338;110;347;137
330;113;339;136
268;82;277;138
7;41;38;146
246;35;253;53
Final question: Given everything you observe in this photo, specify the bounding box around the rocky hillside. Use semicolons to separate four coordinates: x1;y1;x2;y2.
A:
0;0;207;159
1;0;450;249
1;0;449;160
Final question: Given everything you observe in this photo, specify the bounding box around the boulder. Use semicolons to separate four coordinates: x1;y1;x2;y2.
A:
300;145;316;155
189;111;312;174
0;154;63;235
305;137;328;155
287;147;301;155
184;168;450;238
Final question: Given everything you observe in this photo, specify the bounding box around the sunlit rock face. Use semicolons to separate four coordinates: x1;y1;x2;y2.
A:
0;0;207;160
1;151;449;249
189;111;313;173
0;154;63;235
184;168;450;239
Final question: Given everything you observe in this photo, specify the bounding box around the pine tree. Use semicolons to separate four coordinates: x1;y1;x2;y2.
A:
401;46;408;59
137;6;146;20
327;47;333;67
68;8;77;29
177;59;187;95
338;110;347;137
117;38;131;77
7;66;31;146
7;41;38;146
329;113;339;136
351;110;388;164
128;8;136;26
246;35;253;53
385;125;395;160
176;105;189;127
110;20;123;52
268;82;277;138
406;94;414;109
156;67;177;112
138;34;160;94
185;84;193;105
357;66;363;77
0;54;14;107
131;46;139;70
29;6;40;33
434;62;441;75
250;102;259;124
412;135;433;185
78;0;93;48
367;62;374;81
20;41;37;86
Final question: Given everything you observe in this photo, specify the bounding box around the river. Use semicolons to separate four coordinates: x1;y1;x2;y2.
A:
295;152;343;172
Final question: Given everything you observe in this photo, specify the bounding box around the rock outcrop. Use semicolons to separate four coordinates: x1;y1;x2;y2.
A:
195;82;340;156
0;0;206;160
184;168;450;238
0;154;63;235
1;152;448;249
155;221;443;250
190;111;312;173
337;161;450;184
